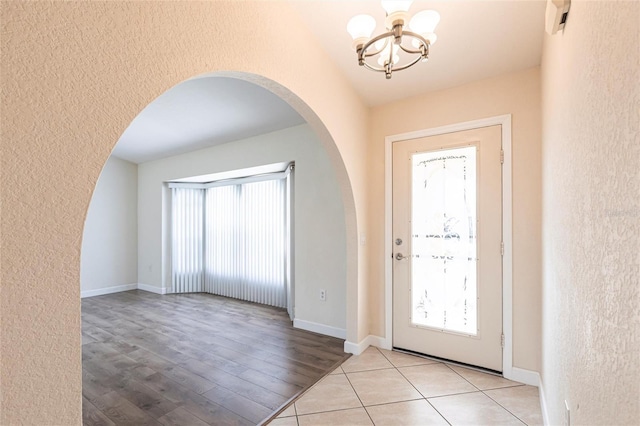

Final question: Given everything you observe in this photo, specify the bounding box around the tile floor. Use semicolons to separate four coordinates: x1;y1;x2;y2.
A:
268;347;542;425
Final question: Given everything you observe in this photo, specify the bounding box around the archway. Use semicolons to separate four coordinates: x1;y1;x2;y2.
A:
82;72;355;338
79;72;359;421
2;4;369;423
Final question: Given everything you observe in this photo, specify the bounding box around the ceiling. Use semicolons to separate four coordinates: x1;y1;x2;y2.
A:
291;0;546;106
112;77;305;164
113;1;546;164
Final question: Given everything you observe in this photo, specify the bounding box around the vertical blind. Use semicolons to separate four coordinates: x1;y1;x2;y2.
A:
171;188;204;293
170;171;288;308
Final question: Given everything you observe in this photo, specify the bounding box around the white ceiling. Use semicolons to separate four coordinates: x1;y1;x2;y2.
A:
112;77;305;164
113;1;546;164
291;0;546;106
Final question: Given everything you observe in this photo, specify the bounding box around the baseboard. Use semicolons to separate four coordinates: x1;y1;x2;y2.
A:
81;283;167;298
81;283;138;298
505;366;540;387
344;334;388;355
137;283;167;295
539;375;550;426
293;319;346;339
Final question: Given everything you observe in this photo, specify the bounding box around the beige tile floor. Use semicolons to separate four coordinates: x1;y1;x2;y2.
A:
269;347;542;426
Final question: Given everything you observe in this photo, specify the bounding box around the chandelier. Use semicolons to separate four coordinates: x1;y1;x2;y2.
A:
347;1;440;79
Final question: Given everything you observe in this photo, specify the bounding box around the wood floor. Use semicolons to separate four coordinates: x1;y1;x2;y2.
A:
81;290;349;425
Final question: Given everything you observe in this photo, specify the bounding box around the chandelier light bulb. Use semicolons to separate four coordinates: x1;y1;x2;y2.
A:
347;14;377;40
379;42;400;56
409;10;441;34
375;37;399;52
381;0;414;15
377;41;400;66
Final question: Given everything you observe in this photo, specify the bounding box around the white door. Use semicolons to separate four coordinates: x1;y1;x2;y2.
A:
392;125;503;372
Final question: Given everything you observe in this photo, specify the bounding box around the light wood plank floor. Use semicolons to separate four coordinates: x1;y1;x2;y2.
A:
81;290;349;425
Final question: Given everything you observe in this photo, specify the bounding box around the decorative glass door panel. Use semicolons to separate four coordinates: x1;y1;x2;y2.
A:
411;146;477;335
392;125;503;372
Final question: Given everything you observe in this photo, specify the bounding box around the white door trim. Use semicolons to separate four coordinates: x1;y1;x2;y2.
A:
383;114;515;379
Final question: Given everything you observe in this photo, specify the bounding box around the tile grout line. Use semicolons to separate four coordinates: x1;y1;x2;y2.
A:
443;362;530;425
378;348;453;425
443;362;483;392
341;365;397;374
384;347;530;425
440;362;530;425
387;349;452;426
342;361;376;425
481;389;529;426
288;346;534;426
292;369;365;421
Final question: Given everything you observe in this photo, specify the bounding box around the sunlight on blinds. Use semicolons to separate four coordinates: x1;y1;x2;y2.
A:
171;188;204;293
171;175;287;308
205;180;286;308
411;146;478;335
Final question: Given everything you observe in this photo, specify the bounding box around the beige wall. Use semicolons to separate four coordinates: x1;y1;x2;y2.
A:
541;1;639;424
370;67;542;372
0;2;370;423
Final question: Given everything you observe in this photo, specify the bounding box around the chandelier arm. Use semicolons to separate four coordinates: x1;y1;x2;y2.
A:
355;28;433;77
400;30;429;49
386;54;424;72
361;61;388;73
361;31;395;58
363;37;390;59
398;43;425;55
360;43;426;73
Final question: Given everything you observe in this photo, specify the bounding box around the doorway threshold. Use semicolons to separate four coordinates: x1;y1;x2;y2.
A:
392;347;503;376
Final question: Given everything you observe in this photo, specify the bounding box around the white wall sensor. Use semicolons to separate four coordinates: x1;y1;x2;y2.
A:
545;0;571;35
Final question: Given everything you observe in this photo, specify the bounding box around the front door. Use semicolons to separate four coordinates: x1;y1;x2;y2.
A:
392;125;503;371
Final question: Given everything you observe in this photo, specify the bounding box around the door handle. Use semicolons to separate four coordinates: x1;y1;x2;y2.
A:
395;253;410;261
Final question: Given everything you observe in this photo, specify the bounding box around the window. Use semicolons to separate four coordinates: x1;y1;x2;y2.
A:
169;166;292;308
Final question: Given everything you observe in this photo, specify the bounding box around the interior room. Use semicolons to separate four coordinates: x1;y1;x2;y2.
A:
1;1;637;425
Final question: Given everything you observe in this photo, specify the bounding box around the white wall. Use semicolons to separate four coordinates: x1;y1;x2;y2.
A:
81;156;138;295
138;124;347;333
541;1;639;424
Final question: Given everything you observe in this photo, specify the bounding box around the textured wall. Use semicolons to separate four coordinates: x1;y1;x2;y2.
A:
137;125;347;331
370;67;542;372
541;1;639;424
0;2;369;423
81;156;138;293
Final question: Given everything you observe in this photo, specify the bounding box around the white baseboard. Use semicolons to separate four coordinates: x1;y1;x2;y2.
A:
137;283;167;295
81;283;138;298
293;319;346;339
344;334;389;355
81;283;167;298
539;376;550;426
375;335;393;351
505;366;540;387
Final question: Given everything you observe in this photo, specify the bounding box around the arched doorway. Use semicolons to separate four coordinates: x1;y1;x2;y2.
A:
81;74;350;339
80;72;356;423
2;3;371;424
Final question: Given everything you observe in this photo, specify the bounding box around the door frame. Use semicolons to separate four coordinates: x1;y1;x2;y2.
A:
383;114;515;379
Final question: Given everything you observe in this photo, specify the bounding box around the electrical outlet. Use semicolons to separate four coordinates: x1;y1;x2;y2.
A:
564;400;570;426
319;289;326;301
